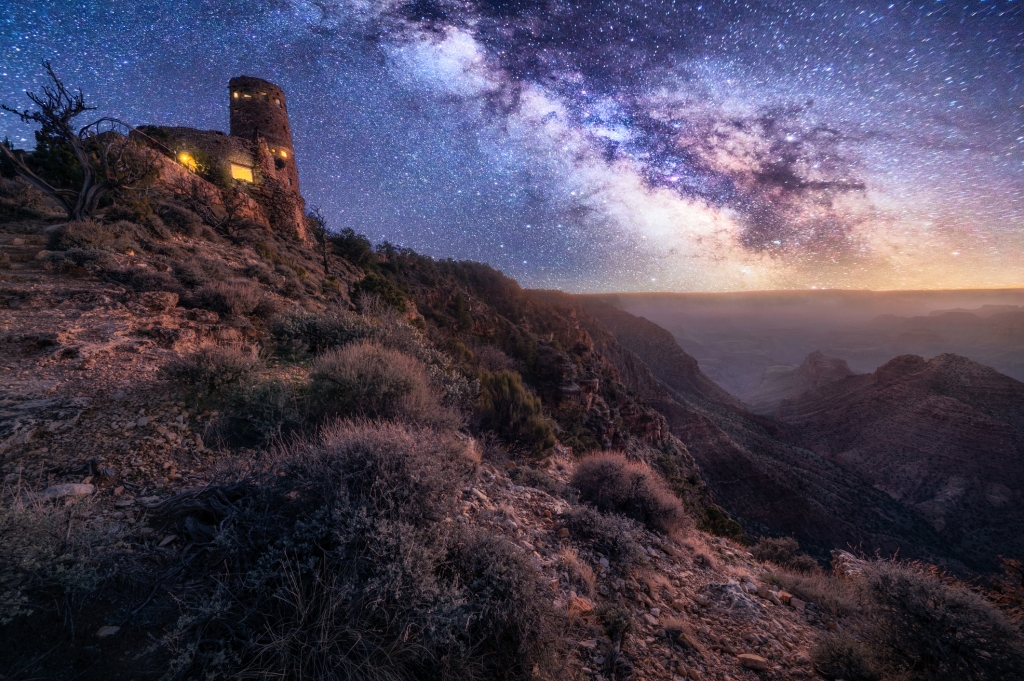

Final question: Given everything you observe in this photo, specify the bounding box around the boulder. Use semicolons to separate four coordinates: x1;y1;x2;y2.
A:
32;483;94;502
738;653;769;671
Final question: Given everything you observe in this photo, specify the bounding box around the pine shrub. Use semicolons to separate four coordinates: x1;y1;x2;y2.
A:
478;370;555;455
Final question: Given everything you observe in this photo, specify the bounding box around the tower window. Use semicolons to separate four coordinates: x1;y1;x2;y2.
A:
230;163;254;182
274;98;281;107
242;89;252;98
232;91;239;99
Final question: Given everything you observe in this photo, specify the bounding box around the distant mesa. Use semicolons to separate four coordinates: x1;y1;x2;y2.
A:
777;352;1024;569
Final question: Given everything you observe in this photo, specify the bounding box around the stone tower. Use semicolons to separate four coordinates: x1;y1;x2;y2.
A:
228;76;300;193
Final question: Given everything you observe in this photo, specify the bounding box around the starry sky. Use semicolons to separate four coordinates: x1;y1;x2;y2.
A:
2;0;1022;292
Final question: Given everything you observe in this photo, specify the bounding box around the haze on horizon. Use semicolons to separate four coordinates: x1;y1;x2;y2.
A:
2;0;1022;293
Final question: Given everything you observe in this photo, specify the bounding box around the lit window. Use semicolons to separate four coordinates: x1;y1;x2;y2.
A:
274;98;281;107
242;89;252;98
230;163;254;182
233;91;239;99
178;152;198;172
280;150;288;158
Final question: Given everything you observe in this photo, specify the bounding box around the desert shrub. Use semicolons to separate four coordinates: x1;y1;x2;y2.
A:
44;247;116;272
0;501;101;625
272;310;376;356
163;345;262;396
139;213;171;240
509;466;564;496
698;505;748;542
243;260;277;285
562;505;647;568
766;569;860;617
309;342;456;427
570;453;688;534
812;636;880;681
352;272;406;312
157;202;204;237
174;257;233;288
595;603;635;640
478;371;555;455
124;267;182;293
863;561;1024;681
160;421;559;680
556;548;596;597
188;280;264;317
219;377;304;445
752;536;819;573
51;219;141;252
104;201;153;223
275;263;304;297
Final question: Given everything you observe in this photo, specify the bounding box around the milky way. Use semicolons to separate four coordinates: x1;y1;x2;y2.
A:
2;0;1022;291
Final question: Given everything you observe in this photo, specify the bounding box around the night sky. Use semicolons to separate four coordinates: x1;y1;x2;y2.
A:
2;0;1022;292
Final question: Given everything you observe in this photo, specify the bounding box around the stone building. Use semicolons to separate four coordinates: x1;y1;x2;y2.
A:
139;76;306;239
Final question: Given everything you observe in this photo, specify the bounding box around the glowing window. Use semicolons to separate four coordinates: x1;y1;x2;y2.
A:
274;98;281;107
230;163;254;182
232;91;239;99
280;150;288;158
178;152;198;172
242;89;252;98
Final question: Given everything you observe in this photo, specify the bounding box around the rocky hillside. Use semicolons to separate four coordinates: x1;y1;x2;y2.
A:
777;353;1024;570
1;159;1022;681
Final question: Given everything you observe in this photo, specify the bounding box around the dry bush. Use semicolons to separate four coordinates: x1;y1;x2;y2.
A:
124;267;181;293
0;498;102;625
159;420;561;681
157;202;203;236
162;344;262;396
51;219;141;252
188;279;266;318
272;310;377;356
862;560;1024;681
751;536;819;573
766;569;860;617
562;505;647;569
557;548;596;597
811;636;880;681
309;341;458;428
173;256;233;287
43;247;116;272
219;377;304;446
570;452;689;534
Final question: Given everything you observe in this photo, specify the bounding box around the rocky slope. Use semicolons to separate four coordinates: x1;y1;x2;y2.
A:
776;353;1024;569
0;174;844;681
2;167;1022;679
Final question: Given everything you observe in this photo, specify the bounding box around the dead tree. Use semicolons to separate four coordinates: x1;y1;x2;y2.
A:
0;62;152;220
306;205;331;277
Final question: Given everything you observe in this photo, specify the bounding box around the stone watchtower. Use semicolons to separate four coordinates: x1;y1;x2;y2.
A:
228;76;300;193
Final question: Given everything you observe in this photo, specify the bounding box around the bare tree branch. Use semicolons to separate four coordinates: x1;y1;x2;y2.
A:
0;62;152;220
